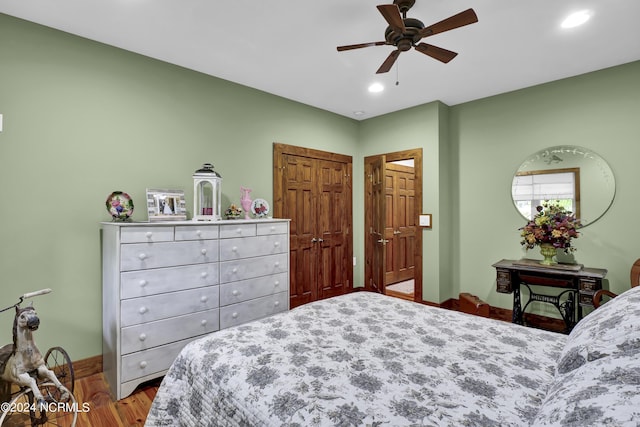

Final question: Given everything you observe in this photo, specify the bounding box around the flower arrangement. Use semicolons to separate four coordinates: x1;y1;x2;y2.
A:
224;204;243;219
519;202;581;253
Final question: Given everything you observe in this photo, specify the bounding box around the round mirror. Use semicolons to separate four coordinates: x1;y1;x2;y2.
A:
511;146;615;227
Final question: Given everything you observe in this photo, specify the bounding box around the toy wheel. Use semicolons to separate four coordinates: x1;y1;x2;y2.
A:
0;382;77;427
44;347;75;395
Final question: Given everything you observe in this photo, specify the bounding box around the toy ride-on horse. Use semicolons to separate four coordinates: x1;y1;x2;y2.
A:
0;289;77;427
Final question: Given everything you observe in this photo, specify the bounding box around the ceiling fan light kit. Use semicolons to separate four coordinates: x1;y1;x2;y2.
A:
337;0;478;74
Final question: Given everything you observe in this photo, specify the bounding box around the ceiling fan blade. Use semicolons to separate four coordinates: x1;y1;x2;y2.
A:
337;41;387;52
376;50;401;74
418;8;478;38
377;4;406;33
415;43;458;63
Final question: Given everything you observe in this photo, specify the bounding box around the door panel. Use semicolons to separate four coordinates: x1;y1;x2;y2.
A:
384;167;396;284
371;156;386;293
318;159;349;298
391;163;416;283
283;155;317;308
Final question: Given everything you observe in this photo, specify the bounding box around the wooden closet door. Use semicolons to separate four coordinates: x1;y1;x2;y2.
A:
273;144;353;309
317;159;351;299
281;154;317;308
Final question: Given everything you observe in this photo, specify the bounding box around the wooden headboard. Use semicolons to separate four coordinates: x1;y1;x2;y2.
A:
631;258;640;288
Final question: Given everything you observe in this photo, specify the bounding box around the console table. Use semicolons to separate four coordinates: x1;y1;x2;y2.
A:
492;259;607;333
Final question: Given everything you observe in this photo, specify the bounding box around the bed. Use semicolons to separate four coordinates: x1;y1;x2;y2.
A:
145;287;640;426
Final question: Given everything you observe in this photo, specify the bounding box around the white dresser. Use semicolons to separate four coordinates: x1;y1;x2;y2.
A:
101;219;289;399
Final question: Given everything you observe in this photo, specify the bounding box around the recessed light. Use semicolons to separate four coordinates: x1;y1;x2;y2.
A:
561;10;591;28
368;83;384;93
353;111;366;116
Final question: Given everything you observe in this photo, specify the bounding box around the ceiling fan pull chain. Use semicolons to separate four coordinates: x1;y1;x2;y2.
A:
396;62;400;86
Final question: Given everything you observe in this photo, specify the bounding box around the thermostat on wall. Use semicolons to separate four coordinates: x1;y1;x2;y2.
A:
419;214;432;228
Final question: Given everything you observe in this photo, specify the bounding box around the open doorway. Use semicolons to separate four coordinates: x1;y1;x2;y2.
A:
364;148;423;302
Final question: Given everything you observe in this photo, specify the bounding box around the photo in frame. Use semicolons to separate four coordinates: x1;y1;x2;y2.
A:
146;188;187;221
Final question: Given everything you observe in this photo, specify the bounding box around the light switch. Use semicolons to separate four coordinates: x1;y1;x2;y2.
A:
0;114;3;132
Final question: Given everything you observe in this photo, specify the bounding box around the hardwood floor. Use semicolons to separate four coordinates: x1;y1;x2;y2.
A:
71;373;159;427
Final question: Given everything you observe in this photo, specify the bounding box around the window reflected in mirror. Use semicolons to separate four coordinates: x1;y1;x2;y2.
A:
512;168;580;220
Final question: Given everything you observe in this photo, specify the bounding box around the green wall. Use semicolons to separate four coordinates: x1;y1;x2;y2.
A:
1;13;639;361
0;14;358;360
450;61;640;309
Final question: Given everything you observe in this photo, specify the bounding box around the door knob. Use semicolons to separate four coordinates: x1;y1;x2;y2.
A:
311;238;318;243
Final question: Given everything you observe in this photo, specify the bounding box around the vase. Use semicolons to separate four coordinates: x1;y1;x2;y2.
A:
539;243;557;266
240;186;252;220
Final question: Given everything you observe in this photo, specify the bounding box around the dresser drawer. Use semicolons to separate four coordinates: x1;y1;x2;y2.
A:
220;253;288;283
120;226;174;243
175;225;219;241
579;278;601;292
220;223;256;239
219;272;288;306
120;263;219;299
121;337;196;383
120;240;218;271
219;235;288;261
220;292;288;329
121;308;219;355
121;286;220;327
257;222;288;235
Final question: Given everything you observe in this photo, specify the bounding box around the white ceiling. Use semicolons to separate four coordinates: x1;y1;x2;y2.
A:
1;0;639;120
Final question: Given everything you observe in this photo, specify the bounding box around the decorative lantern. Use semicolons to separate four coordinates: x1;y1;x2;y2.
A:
192;163;222;221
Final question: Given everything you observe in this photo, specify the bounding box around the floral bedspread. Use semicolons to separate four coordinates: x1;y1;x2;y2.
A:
145;292;565;426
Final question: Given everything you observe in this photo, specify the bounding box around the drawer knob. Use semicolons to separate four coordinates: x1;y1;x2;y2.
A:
139;333;147;341
139;279;147;287
145;232;153;238
236;228;242;234
139;306;148;314
274;301;280;307
232;312;238;319
201;319;207;326
274;261;280;267
196;229;202;236
232;290;239;296
139;361;147;369
270;226;276;231
274;241;280;247
232;246;238;252
138;253;147;260
232;267;238;273
274;280;280;287
201;248;207;255
200;296;208;303
201;271;208;278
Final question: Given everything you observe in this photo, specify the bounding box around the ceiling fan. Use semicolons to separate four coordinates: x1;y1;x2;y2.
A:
337;0;478;74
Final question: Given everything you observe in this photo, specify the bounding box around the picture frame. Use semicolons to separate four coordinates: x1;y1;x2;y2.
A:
146;188;187;221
